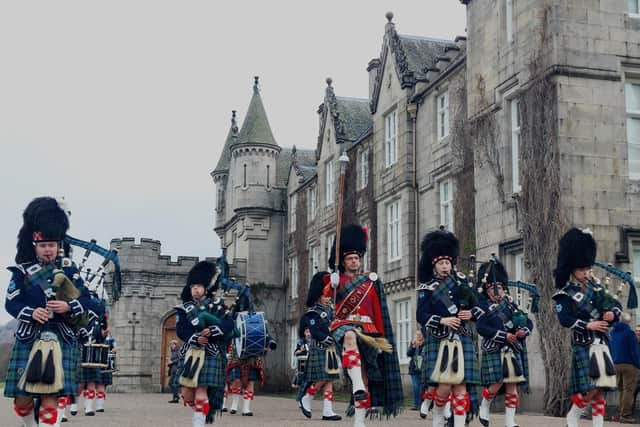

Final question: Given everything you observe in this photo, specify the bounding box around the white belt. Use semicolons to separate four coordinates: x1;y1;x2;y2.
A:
346;315;373;323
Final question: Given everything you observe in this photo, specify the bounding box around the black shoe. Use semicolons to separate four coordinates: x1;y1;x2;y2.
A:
479;416;489;427
298;402;312;419
168;398;180;404
221;408;228;412
322;415;342;421
242;412;253;416
205;414;213;424
96;409;105;413
230;409;237;414
85;411;95;416
70;411;77;416
61;418;68;423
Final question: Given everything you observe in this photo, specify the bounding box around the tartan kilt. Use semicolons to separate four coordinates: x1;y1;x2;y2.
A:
422;333;480;386
79;366;102;384
174;352;226;388
100;370;113;386
331;324;383;381
304;346;340;383
569;344;615;394
227;365;260;382
479;350;521;385
4;338;78;398
420;331;437;387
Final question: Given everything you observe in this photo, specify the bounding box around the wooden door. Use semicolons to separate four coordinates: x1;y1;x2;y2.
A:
160;312;180;392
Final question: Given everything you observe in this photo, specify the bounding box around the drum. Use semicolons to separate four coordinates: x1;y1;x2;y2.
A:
101;351;117;373
81;343;109;369
235;312;268;359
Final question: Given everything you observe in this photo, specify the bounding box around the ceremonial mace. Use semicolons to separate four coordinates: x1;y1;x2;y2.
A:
331;151;350;305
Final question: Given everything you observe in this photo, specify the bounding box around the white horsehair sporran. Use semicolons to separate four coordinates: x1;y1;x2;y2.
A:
19;331;64;394
179;347;206;388
431;335;464;385
588;341;616;388
501;347;525;383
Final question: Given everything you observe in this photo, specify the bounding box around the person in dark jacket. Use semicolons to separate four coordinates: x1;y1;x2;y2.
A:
406;330;425;410
610;312;640;423
168;340;180;403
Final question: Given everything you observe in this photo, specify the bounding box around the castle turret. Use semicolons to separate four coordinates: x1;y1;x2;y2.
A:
230;76;281;212
211;110;238;233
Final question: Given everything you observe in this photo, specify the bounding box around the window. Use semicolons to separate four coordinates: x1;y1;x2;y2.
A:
307;186;317;221
243;164;247;187
290;257;298;299
326;233;335;268
632;242;640;318
290;325;298;369
630;0;640;15
387;201;401;261
439;180;454;230
437;92;449;140
309;246;319;281
266;165;270;188
625;81;640;179
361;224;370;273
506;0;514;43
325;160;334;206
512;252;525;307
385;110;397;167
511;99;521;192
290;193;297;233
395;299;411;364
359;149;369;189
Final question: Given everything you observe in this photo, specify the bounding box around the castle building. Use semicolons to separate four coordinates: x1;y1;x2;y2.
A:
109;3;640;406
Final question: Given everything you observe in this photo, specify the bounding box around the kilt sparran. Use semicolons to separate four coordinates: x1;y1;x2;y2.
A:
174;351;226;388
422;333;480;385
4;338;78;398
304;346;340;383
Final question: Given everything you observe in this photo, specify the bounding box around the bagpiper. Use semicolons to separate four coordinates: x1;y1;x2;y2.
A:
175;261;235;427
416;228;483;427
4;197;101;427
296;271;341;421
475;258;533;427
553;228;621;427
327;224;403;427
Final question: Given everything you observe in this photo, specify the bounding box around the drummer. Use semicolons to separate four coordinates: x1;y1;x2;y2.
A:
225;312;276;417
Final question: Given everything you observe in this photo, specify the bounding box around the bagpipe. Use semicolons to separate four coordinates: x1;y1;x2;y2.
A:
212;254;277;359
65;236;121;374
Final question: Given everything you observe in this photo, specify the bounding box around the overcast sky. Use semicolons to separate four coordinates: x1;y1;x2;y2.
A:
0;1;466;324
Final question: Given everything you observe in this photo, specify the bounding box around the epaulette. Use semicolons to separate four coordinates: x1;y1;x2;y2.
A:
7;263;30;275
174;301;196;313
417;280;438;291
552;290;569;299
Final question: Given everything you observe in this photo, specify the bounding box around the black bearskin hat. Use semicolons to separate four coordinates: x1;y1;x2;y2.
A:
554;227;597;289
180;261;217;303
328;224;367;272
306;271;329;308
16;197;70;264
477;259;509;291
418;228;459;283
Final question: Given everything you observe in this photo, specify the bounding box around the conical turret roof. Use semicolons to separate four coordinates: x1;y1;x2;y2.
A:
234;76;278;147
212;110;239;175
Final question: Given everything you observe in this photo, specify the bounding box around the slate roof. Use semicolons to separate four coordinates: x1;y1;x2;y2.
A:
212;112;238;175
234;77;278;148
396;34;457;82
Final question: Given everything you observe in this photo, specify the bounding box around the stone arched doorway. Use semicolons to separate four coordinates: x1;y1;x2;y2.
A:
160;311;180;392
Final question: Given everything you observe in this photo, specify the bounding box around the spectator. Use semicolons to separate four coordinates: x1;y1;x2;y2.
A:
407;329;425;410
610;312;640;423
167;340;180;403
635;324;640;344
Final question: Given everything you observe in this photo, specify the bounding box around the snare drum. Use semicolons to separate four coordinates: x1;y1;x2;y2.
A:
81;343;109;369
235;312;268;359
